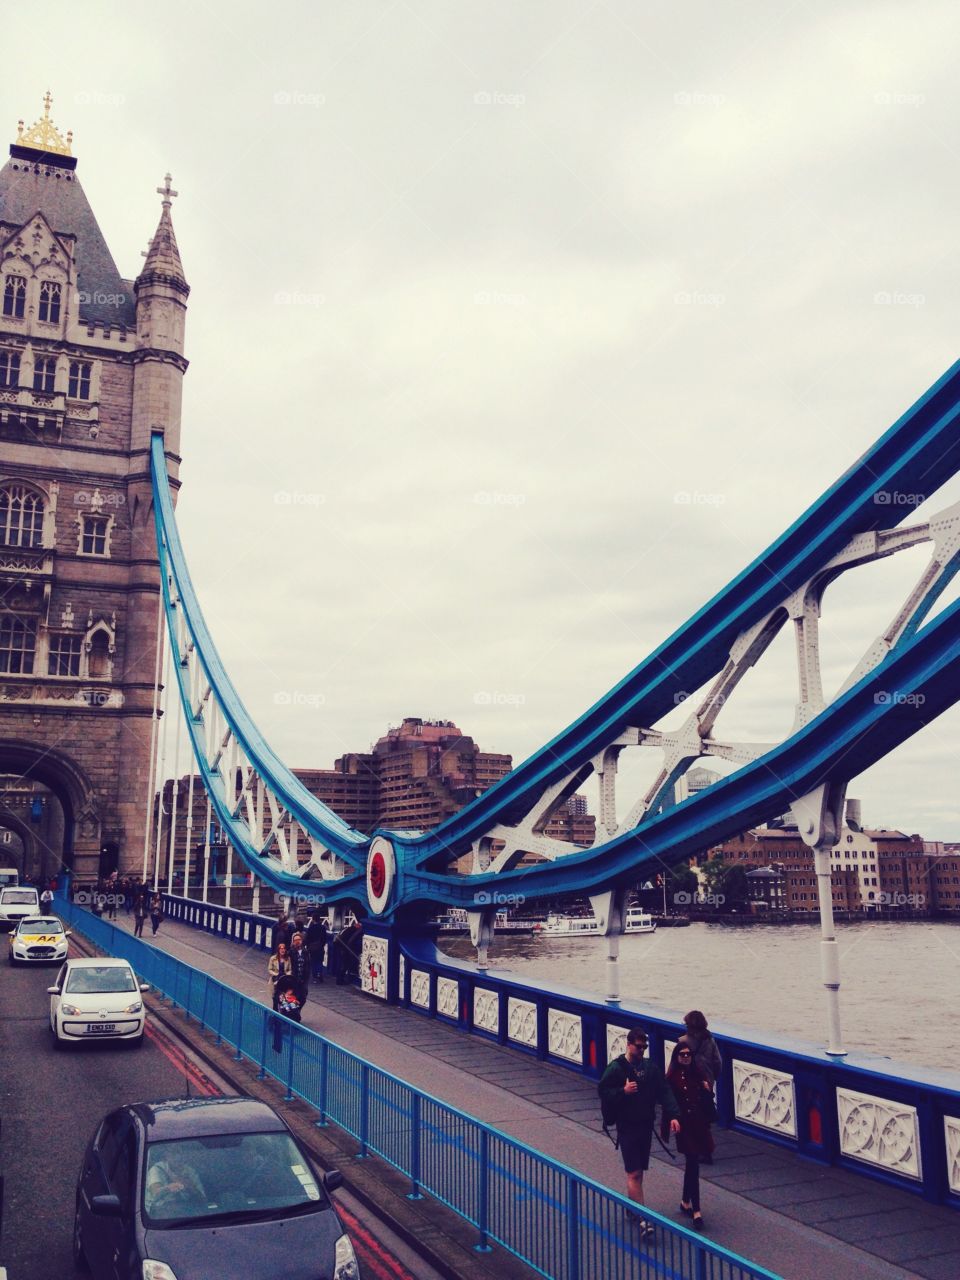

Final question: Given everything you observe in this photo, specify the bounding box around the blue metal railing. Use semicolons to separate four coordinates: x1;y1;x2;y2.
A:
57;895;779;1280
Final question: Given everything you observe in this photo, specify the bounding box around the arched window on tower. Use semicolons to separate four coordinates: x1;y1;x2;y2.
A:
0;485;44;548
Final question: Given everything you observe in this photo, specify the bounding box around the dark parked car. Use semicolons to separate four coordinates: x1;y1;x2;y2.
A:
73;1095;359;1279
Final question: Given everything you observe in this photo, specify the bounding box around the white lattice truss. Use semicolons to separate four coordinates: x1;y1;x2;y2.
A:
472;503;960;873
165;579;350;882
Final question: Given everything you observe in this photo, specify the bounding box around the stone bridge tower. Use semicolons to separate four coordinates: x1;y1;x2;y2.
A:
0;94;188;882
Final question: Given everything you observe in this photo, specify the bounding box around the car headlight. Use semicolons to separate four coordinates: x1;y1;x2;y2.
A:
123;1002;143;1015
333;1233;359;1280
61;1003;82;1016
143;1262;179;1280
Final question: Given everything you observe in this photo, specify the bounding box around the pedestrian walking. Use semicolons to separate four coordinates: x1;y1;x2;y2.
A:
598;1027;680;1238
134;895;148;938
334;920;361;985
306;914;328;983
678;1010;723;1085
662;1042;715;1231
289;932;311;1008
149;893;163;935
267;942;292;1010
272;974;302;1051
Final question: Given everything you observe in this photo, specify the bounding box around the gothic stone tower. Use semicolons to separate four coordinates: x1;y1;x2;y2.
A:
0;95;187;881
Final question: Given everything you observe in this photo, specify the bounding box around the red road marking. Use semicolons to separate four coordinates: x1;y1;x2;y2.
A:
337;1203;419;1280
144;1021;220;1095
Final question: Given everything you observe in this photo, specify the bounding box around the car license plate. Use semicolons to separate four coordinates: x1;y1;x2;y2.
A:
86;1023;116;1034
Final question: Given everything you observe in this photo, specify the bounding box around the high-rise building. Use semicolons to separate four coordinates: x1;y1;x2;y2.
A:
0;96;187;881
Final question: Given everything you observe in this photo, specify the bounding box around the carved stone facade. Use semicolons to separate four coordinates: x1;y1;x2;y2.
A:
0;100;188;881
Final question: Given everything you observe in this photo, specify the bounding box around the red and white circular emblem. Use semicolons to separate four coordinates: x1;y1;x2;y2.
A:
366;836;396;916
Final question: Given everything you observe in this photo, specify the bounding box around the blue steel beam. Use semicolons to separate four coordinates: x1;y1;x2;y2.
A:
151;434;367;898
150;359;960;914
401;359;960;866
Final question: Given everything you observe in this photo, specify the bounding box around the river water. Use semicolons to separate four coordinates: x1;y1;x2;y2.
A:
438;920;960;1074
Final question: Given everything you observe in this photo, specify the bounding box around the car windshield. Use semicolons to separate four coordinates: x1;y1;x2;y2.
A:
143;1132;325;1226
65;966;137;994
1;891;37;904
17;918;62;933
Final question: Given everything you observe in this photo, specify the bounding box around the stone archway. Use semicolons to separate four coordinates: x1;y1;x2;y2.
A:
0;740;101;880
0;801;40;878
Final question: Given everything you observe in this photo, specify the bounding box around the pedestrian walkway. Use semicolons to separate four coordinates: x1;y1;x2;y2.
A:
123;911;959;1280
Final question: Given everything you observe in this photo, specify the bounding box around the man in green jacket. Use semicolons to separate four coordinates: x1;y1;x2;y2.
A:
599;1027;680;1233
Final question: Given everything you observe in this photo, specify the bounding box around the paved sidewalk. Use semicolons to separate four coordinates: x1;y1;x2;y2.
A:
117;912;960;1280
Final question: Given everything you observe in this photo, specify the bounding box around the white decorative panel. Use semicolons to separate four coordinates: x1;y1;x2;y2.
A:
508;997;537;1047
203;911;208;927
398;954;406;1000
733;1061;797;1137
945;1116;960;1195
244;923;250;941
607;1025;630;1060
410;969;430;1008
837;1088;921;1180
474;988;499;1034
548;1009;583;1064
437;976;459;1020
255;925;262;946
360;936;388;1000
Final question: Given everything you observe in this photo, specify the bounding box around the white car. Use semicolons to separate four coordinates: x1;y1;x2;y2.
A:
9;915;70;964
48;957;149;1047
0;885;40;929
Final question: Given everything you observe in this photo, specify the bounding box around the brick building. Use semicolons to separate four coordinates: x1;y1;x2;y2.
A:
0;96;187;881
153;717;596;884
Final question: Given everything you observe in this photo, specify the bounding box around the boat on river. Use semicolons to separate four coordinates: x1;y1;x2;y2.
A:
541;906;656;936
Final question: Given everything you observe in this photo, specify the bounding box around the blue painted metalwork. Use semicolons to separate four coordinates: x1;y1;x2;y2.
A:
150;357;960;915
57;895;781;1280
149;890;960;1208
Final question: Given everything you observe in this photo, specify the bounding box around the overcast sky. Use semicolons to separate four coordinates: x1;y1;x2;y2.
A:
9;1;960;839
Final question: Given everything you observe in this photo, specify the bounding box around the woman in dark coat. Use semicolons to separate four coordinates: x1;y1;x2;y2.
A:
662;1041;715;1230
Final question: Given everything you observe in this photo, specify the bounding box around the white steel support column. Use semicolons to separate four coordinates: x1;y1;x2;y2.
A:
153;639;174;891
225;844;233;909
201;793;211;904
142;589;165;881
591;889;627;1004
813;845;844;1055
183;768;195;899
167;694;183;896
469;909;497;970
793;782;848;1057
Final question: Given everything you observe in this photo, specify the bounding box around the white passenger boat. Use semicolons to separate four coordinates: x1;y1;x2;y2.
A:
541;906;656;936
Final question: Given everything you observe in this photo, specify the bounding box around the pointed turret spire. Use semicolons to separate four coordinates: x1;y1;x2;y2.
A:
137;173;188;294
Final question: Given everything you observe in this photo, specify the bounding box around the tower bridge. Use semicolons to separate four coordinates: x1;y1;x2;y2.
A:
3;97;960;1053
